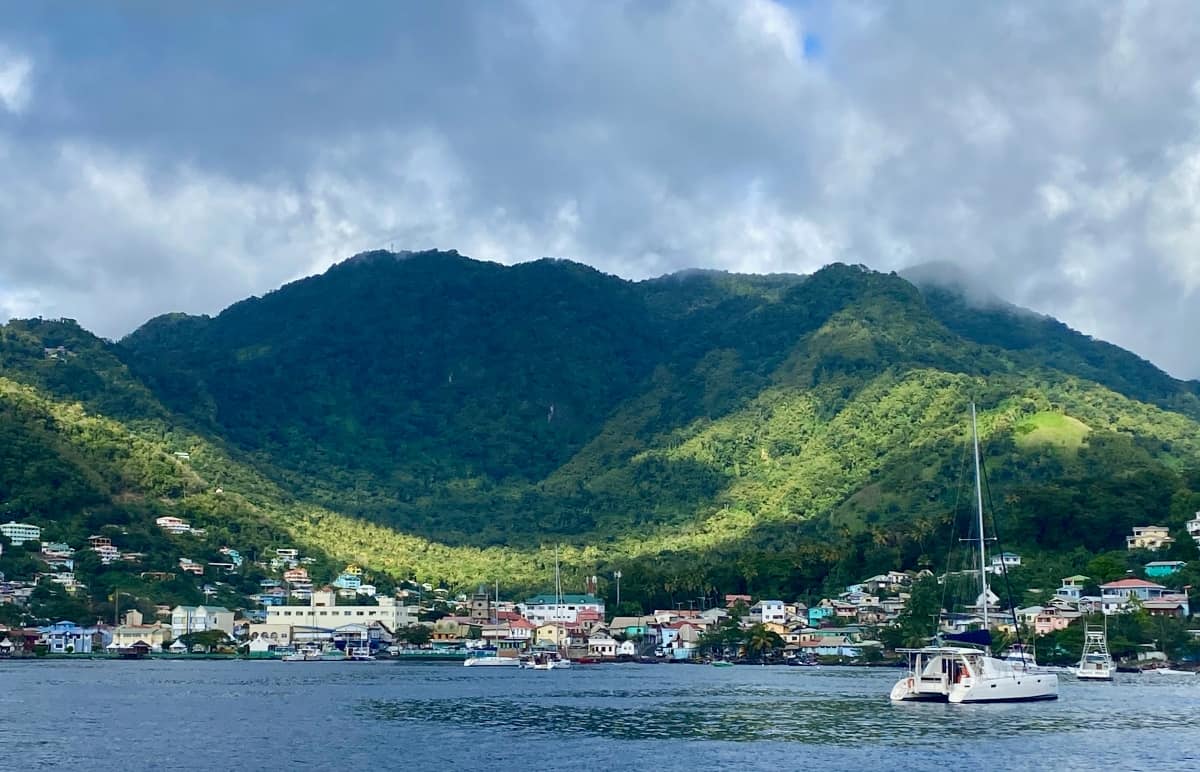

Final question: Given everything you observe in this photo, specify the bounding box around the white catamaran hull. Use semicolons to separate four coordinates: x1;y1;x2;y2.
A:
891;649;1059;703
464;656;520;667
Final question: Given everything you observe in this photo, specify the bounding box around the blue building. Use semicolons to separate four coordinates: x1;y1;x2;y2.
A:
38;621;99;654
332;572;362;590
1145;561;1186;578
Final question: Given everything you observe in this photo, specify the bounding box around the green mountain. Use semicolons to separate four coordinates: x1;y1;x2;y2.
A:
3;250;1200;615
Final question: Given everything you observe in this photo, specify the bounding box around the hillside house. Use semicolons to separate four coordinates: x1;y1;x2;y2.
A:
1099;578;1172;614
1144;561;1186;578
990;552;1022;573
1055;575;1090;602
0;521;41;546
1127;526;1174;551
155;516;192;534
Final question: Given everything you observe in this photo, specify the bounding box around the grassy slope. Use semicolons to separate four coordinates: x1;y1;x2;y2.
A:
5;257;1200;597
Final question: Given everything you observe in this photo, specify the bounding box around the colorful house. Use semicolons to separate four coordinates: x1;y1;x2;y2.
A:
1144;561;1186;578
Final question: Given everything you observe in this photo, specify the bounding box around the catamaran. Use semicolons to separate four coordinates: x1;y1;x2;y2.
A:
890;403;1059;704
1074;622;1113;681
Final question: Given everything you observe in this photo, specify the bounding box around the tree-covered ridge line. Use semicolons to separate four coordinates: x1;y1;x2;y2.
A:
1;253;1199;617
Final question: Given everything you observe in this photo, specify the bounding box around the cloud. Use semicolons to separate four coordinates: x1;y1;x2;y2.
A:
0;45;32;114
0;1;1198;379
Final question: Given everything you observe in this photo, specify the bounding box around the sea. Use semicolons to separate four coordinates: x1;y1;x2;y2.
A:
3;660;1197;771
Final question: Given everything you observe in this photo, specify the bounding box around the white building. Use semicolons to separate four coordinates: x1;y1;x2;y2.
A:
1187;512;1200;545
170;605;235;638
94;544;120;564
155;516;192;534
266;588;417;630
587;634;618;658
0;521;41;546
517;594;605;625
749;600;787;625
989;552;1022;573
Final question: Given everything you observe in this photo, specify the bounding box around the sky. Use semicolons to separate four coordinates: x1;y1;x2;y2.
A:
1;1;1199;379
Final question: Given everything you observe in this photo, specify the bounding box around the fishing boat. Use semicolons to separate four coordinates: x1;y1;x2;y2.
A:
1074;623;1113;681
890;403;1059;704
347;646;376;661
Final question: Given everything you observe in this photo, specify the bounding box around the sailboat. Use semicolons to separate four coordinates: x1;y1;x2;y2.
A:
522;547;573;670
1075;621;1113;681
465;581;520;667
890;403;1059;703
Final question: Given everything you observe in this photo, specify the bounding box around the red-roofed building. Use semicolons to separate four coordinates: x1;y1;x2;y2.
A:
1100;578;1169;614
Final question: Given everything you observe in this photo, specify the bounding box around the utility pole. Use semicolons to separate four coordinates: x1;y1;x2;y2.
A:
614;571;622;609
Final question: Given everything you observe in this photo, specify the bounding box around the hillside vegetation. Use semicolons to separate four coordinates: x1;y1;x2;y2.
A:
3;251;1200;613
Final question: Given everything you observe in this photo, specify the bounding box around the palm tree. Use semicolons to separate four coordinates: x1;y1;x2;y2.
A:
743;623;784;663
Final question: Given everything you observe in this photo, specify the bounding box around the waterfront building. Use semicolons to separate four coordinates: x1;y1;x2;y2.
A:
587;633;617;658
265;587;417;630
110;610;171;652
535;623;571;648
38;621;97;653
170;605;235;638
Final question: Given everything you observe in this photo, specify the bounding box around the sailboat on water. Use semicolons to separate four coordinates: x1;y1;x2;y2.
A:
890;403;1059;703
522;547;573;670
1075;620;1114;681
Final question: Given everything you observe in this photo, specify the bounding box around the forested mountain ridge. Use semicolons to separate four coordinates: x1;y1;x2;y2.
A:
3;250;1200;611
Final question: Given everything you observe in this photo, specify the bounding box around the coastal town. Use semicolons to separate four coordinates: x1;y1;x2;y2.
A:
1;512;1198;667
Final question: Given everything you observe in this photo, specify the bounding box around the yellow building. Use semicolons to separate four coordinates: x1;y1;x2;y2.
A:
110;610;172;652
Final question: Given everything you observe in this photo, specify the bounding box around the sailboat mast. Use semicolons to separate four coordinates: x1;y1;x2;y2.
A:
554;546;562;605
971;402;989;629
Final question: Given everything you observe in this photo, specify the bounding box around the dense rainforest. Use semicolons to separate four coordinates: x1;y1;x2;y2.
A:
3;250;1200;617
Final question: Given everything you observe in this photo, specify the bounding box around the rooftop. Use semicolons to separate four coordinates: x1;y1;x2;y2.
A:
522;594;603;605
1099;578;1165;589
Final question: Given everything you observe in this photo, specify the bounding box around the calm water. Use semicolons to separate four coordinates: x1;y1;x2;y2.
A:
3;661;1198;770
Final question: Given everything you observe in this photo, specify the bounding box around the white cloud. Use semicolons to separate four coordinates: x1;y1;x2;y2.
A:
0;45;32;114
1;1;1199;378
